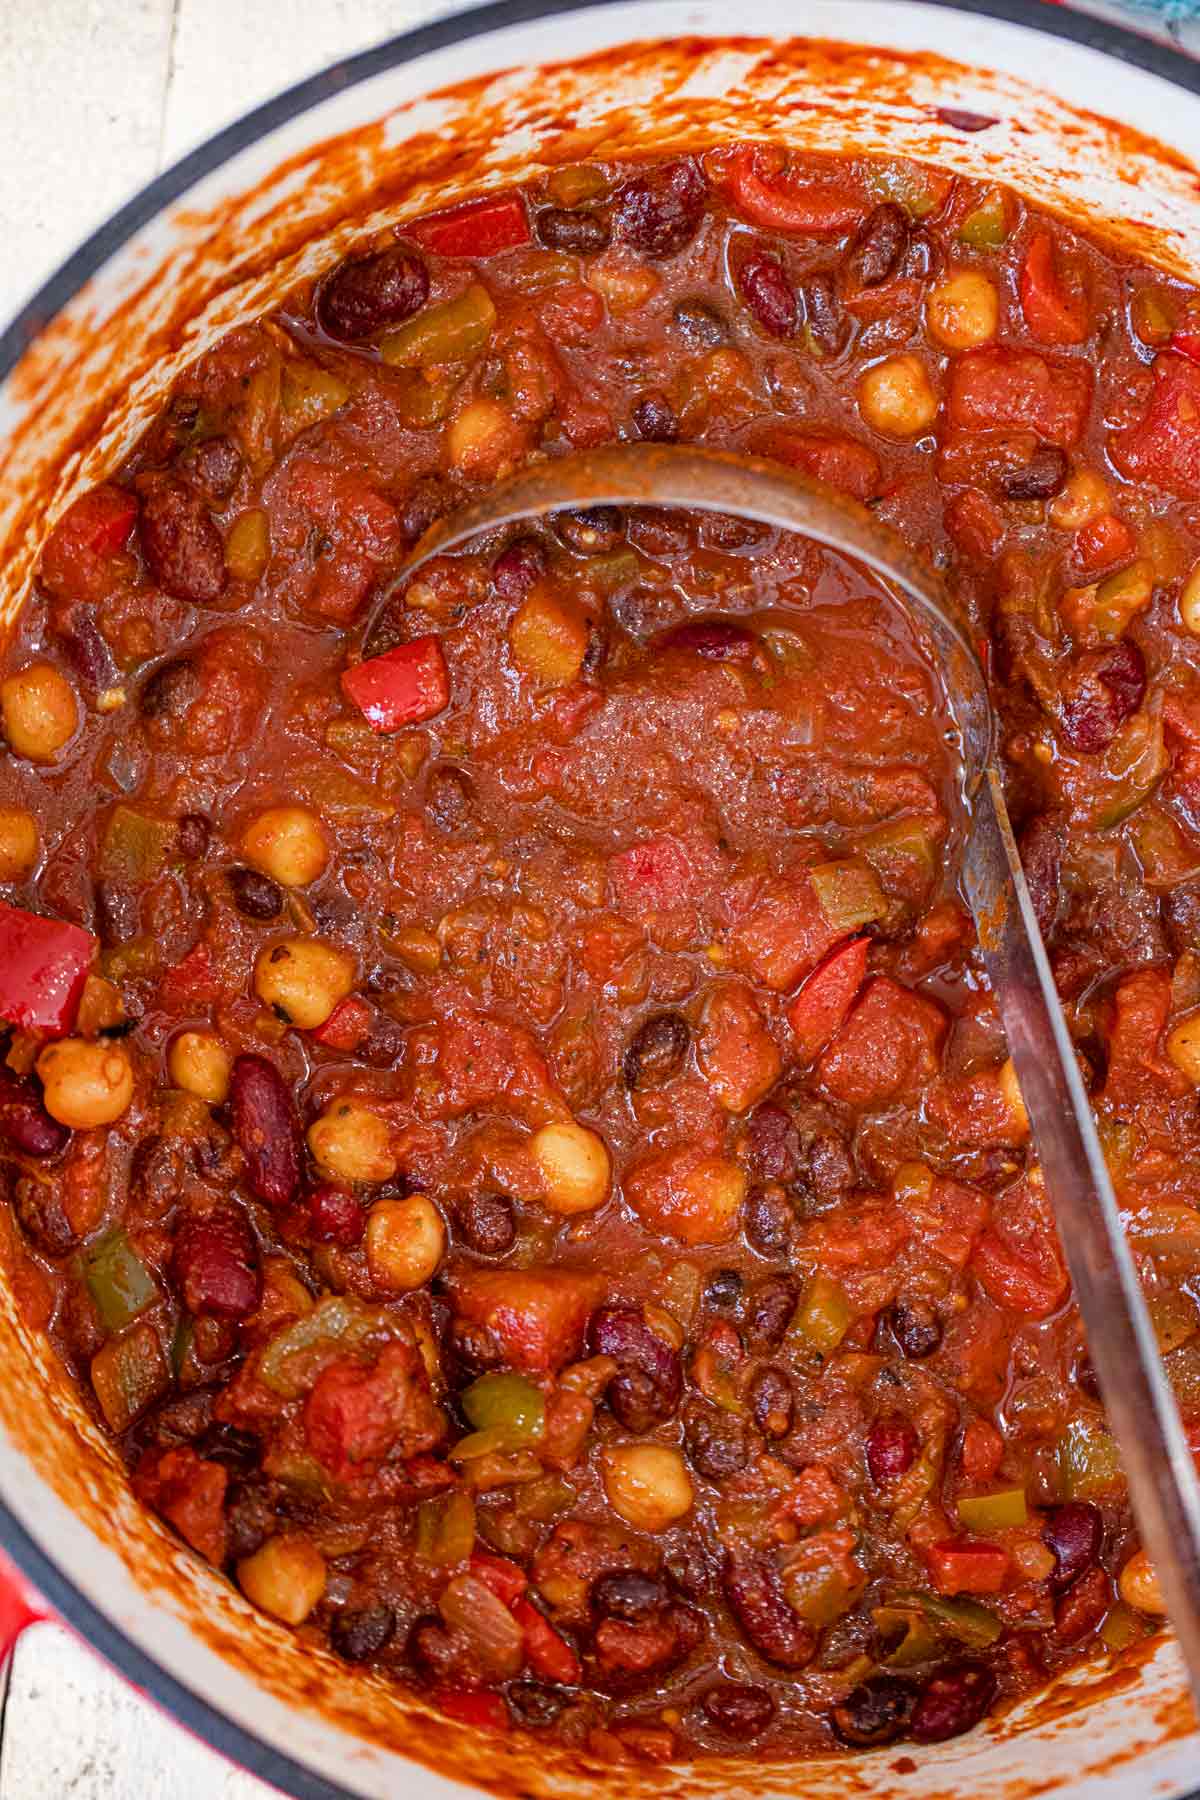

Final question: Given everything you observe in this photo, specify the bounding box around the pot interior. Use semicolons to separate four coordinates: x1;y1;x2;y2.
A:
0;7;1198;1797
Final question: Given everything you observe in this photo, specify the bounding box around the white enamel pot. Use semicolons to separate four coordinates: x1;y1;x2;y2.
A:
0;3;1198;1796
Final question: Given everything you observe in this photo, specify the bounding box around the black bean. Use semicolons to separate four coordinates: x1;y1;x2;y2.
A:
197;1421;261;1471
12;1170;76;1254
702;1682;776;1737
177;812;211;860
999;446;1069;501
456;1191;516;1256
140;656;198;721
507;1681;567;1726
704;1268;742;1311
684;1403;749;1478
745;1274;798;1350
590;1570;666;1622
225;1480;275;1562
631;389;679;442
743;1184;793;1257
426;765;475;834
832;1675;919;1747
448;1318;503;1375
535;208;611;254
554;506;625;555
623;1013;691;1092
844;204;909;289
227;865;284;921
671;297;729;348
94;881;139;946
317;246;430;342
888;1298;943;1360
330;1603;397;1662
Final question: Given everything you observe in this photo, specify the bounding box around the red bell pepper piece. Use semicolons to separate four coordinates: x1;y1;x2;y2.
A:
311;995;372;1051
408;194;530;259
468;1550;528;1605
927;1539;1011;1596
1171;329;1200;365
1073;512;1135;576
1018;230;1089;347
158;942;221;1011
433;1689;510;1731
786;935;869;1064
512;1596;582;1686
340;636;450;733
724;144;864;235
0;904;94;1035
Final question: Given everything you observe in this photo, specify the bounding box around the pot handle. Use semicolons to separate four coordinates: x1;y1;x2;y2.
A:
0;1548;44;1660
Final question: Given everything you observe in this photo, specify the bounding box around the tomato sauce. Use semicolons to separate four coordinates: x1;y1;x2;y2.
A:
0;143;1195;1759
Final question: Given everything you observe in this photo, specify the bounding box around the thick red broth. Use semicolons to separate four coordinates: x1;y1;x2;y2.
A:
0;142;1195;1759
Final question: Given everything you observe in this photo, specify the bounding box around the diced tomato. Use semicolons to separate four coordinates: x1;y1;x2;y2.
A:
0;904;94;1035
1171;328;1200;365
433;1689;510;1731
1073;513;1135;576
512;1595;582;1685
818;976;947;1108
39;484;138;603
899;1176;990;1270
946;346;1092;448
961;1417;1004;1484
408;193;530;258
760;427;882;503
723;144;865;234
786;936;869;1064
943;488;1004;563
446;1266;602;1372
925;1065;1026;1149
726;875;845;992
607;835;693;917
157;941;221;1011
1100;966;1190;1117
971;1174;1068;1319
697;982;782;1113
303;1340;445;1480
624;1142;743;1246
311;995;372;1051
539;282;605;346
1018;230;1090;346
133;1446;228;1566
579;914;644;984
341;636;450;733
927;1539;1011;1595
469;1551;528;1605
1111;351;1200;497
426;1005;557;1123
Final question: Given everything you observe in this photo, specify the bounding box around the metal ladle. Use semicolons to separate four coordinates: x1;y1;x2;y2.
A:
382;441;1200;1708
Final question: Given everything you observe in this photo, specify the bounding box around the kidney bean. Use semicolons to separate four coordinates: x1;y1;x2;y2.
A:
139;477;226;604
742;1184;793;1258
704;1267;743;1311
622;1011;690;1089
180;435;243;503
142;1389;215;1448
702;1681;776;1737
12;1169;77;1255
745;1274;798;1350
750;1366;794;1440
801;273;846;356
396;474;451;546
593;1603;703;1689
613;157;707;259
456;1190;516;1256
1043;1502;1103;1594
1018;813;1063;942
426;765;476;834
554;506;625;554
330;1602;397;1662
317;245;430;341
744;1104;798;1182
492;536;548;599
1054;1565;1110;1644
866;1414;920;1485
697;512;769;550
672;296;729;347
177;812;211;860
909;1663;997;1743
999;445;1069;501
54;605;117;697
723;1547;816;1668
308;1183;366;1246
887;1298;943;1360
0;1072;69;1158
448;1317;503;1376
591;1570;667;1622
94;881;139;946
588;1305;683;1431
631;389;679;442
737;252;798;338
140;656;199;721
227;865;284;921
1058;640;1147;754
658;617;758;660
535;207;611;254
831;1675;919;1747
844;203;909;289
684;1404;750;1478
172;1208;261;1319
229;1054;301;1208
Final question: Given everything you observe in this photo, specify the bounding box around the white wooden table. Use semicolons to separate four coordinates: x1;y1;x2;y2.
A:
0;8;448;1788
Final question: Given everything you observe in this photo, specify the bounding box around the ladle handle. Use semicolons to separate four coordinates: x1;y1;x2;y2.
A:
971;769;1200;1707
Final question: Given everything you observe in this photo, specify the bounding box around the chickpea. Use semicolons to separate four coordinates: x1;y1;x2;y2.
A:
509;586;589;687
36;1038;133;1128
1167;1013;1200;1085
925;268;999;349
1;662;78;762
1180;561;1200;636
997;1056;1030;1139
857;353;938;439
602;1444;694;1532
0;807;39;881
308;1100;396;1183
365;1195;446;1291
447;399;523;479
253;938;355;1031
240;806;329;888
167;1031;231;1104
237;1533;327;1625
531;1119;611;1214
1118;1548;1166;1615
1049;468;1109;531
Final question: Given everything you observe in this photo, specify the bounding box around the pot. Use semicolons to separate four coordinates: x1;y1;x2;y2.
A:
0;3;1199;1795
